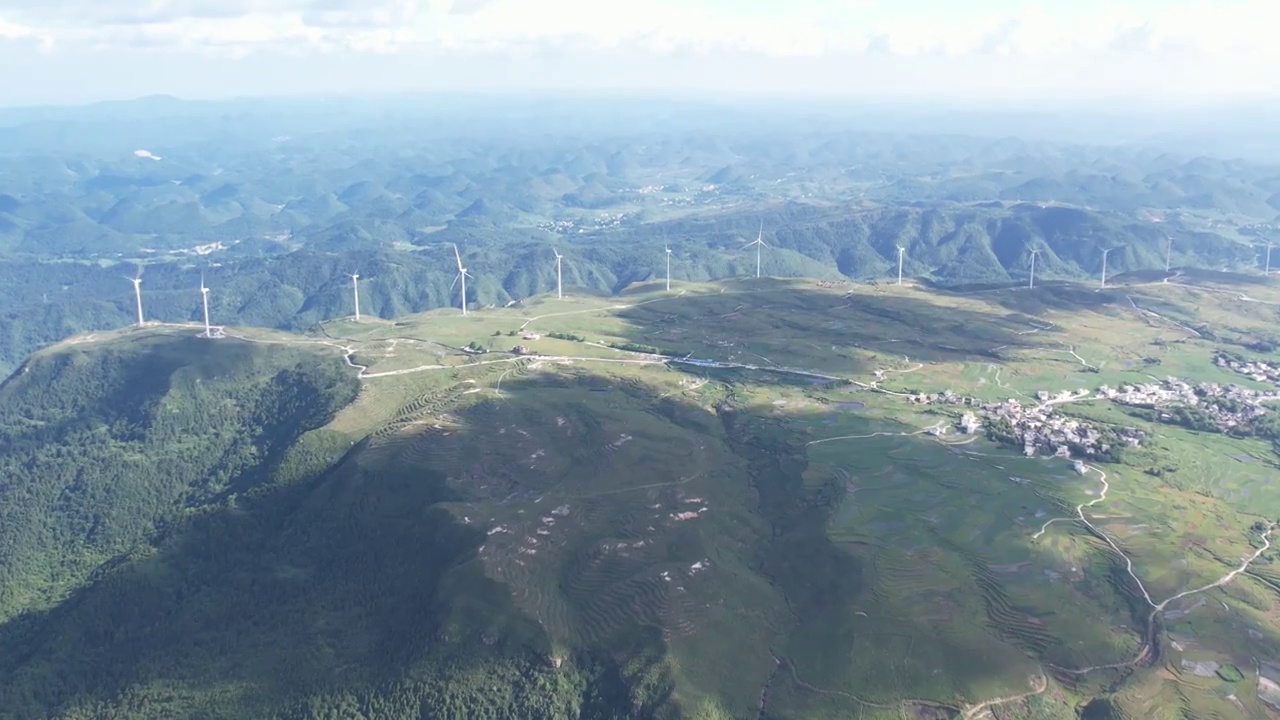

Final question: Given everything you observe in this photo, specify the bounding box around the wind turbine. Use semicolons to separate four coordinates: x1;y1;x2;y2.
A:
1028;248;1040;290
451;244;473;315
553;248;563;299
1164;234;1174;273
1265;242;1274;277
350;272;362;322
127;269;144;327
896;246;906;286
742;221;768;279
664;245;672;292
1099;247;1116;289
199;273;212;337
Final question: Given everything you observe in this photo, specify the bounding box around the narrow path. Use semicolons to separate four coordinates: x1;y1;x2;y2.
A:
806;422;943;447
784;661;929;712
960;672;1047;720
884;355;924;374
564;473;702;499
1126;294;1204;338
1166;280;1280;306
1065;345;1097;371
516;290;686;332
756;652;782;720
1033;466;1158;607
1035;464;1277;675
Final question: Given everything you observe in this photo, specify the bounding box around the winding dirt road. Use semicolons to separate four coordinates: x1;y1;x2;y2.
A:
1034;464;1277;675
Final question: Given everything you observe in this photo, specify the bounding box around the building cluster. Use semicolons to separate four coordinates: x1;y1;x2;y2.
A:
534;214;626;233
976;398;1143;459
908;354;1280;460
592;213;626;229
958;411;982;434
1034;389;1092;404
537;219;579;233
1101;377;1280;430
908;389;980;406
1215;353;1280;387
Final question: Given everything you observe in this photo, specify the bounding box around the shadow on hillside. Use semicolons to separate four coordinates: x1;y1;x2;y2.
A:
1167;267;1275;287
931;279;1129;318
609;281;1050;373
0;425;599;718
0;356;1162;718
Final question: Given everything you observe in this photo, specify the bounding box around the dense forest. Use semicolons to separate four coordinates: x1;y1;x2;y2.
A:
0;334;681;720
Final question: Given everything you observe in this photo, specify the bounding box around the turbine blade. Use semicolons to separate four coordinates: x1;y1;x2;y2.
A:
453;244;462;270
449;273;460;292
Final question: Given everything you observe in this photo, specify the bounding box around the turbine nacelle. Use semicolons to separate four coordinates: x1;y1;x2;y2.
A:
449;269;474;291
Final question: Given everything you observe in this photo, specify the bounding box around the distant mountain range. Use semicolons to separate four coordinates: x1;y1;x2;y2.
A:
0;200;1266;377
2;97;1280;373
3;100;1280;260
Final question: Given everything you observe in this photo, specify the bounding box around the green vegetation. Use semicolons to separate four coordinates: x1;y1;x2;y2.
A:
0;332;359;624
5;274;1280;719
1217;664;1245;682
2;97;1279;379
8;97;1280;718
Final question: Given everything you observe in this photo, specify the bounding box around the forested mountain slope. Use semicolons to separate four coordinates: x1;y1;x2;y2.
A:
0;202;1263;376
0;332;676;720
0;334;359;624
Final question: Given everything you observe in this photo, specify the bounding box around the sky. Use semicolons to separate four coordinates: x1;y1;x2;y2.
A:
1;0;1278;106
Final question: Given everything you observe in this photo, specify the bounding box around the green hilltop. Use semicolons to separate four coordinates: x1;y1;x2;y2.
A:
4;272;1280;719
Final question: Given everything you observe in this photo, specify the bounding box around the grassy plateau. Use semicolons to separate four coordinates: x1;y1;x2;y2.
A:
7;268;1280;719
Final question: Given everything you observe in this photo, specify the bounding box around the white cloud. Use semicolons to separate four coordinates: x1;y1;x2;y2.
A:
1;0;1279;101
1;0;1276;59
0;15;54;51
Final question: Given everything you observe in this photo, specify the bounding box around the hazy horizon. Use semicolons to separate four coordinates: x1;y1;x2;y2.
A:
2;0;1279;106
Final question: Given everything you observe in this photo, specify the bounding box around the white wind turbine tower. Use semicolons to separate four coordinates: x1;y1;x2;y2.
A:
451;244;473;315
1099;247;1116;289
896;246;906;286
1165;233;1174;273
553;248;564;299
350;272;361;321
742;221;768;279
664;245;672;292
128;270;144;327
1265;242;1274;277
1028;248;1040;290
199;273;213;337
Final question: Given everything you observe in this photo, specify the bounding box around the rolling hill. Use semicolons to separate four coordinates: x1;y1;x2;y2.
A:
4;273;1280;719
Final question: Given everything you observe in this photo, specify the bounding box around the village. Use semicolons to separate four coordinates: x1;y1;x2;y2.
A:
903;359;1280;459
907;387;1142;460
961;397;1144;460
1215;352;1280;387
1100;377;1280;431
